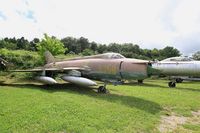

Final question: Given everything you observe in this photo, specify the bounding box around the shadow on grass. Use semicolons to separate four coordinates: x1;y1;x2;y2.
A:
124;82;168;89
0;82;162;114
124;81;200;92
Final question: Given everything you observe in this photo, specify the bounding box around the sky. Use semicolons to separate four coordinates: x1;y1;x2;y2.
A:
0;0;200;55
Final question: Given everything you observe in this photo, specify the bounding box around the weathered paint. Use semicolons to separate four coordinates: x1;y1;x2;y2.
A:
8;52;160;85
147;65;161;76
84;71;121;81
120;60;148;79
45;57;151;81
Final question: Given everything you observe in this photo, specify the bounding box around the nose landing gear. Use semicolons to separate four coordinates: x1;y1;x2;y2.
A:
168;81;176;88
98;83;109;93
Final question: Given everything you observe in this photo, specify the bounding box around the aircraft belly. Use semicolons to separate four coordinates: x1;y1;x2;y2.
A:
83;71;121;81
120;71;147;80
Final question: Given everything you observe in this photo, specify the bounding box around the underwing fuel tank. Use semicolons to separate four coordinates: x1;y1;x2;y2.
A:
152;58;200;76
61;76;97;86
35;76;57;84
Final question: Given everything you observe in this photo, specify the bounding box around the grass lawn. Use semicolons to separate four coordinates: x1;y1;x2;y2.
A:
0;78;199;133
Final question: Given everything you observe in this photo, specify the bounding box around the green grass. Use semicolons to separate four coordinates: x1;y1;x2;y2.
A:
0;79;199;133
183;124;200;131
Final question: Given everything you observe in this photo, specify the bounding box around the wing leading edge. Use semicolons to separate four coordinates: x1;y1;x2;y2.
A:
8;67;89;72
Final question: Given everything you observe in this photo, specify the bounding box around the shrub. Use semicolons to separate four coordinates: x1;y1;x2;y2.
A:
0;49;43;69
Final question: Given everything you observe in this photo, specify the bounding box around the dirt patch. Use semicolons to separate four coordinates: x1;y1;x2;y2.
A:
189;110;200;125
158;110;200;133
158;113;187;133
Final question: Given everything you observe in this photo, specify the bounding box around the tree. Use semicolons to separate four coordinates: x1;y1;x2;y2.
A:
30;38;40;51
107;43;121;53
82;49;94;56
36;33;65;56
160;46;181;59
151;48;160;59
0;39;17;50
97;44;107;54
77;37;90;53
16;37;31;50
90;42;98;52
131;44;141;54
61;37;77;54
192;51;200;60
142;49;152;59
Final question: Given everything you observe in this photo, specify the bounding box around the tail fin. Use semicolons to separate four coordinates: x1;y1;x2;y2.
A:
44;51;55;64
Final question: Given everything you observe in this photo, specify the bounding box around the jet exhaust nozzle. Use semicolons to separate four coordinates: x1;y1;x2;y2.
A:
35;76;57;84
61;75;97;86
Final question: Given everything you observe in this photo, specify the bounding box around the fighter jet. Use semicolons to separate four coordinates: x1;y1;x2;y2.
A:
152;56;200;87
6;51;157;93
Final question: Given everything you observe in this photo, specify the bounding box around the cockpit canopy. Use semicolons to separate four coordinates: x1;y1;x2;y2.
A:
162;56;194;62
69;52;125;61
82;53;125;59
99;53;125;59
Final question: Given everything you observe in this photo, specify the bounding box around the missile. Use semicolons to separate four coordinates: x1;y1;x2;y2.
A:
61;75;97;86
35;76;57;84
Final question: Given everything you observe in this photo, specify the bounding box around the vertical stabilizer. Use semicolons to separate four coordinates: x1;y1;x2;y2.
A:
44;51;55;64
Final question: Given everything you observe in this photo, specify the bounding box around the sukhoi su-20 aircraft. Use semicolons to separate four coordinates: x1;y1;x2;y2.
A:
3;51;157;93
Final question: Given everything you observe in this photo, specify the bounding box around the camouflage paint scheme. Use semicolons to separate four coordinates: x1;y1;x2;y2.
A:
44;53;152;82
7;52;157;84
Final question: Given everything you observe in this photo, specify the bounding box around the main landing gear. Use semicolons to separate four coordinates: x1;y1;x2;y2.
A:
98;83;109;93
168;78;183;88
138;80;143;84
176;78;183;83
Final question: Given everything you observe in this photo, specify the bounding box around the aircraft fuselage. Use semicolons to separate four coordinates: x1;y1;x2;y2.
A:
45;58;152;82
152;61;200;76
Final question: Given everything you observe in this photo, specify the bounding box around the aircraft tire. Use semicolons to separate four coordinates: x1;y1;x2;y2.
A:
138;80;143;84
176;78;183;83
168;82;176;88
98;86;107;93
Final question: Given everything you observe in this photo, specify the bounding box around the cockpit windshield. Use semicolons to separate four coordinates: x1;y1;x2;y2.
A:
103;53;125;59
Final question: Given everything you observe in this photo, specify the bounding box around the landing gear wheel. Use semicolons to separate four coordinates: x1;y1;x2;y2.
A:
168;82;176;88
138;80;143;84
98;86;108;93
176;78;183;83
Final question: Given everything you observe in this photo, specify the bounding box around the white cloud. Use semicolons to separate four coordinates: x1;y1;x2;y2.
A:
0;0;200;55
0;11;6;20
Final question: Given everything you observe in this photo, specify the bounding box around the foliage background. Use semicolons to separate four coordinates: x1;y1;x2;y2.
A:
0;34;190;70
